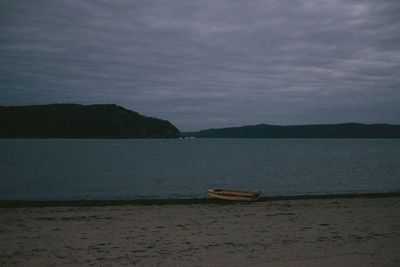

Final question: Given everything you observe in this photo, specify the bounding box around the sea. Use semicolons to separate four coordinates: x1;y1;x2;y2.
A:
0;139;399;200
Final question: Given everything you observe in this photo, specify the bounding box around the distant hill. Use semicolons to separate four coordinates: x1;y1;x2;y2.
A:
0;104;181;138
183;123;400;138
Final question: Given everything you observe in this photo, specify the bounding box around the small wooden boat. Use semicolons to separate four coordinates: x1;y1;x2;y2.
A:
208;189;261;201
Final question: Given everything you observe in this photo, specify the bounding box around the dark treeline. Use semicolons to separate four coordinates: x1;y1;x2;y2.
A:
2;104;399;139
184;123;400;138
0;104;181;138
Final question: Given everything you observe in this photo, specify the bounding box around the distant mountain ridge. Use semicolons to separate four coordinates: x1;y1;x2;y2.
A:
0;104;181;138
183;123;400;138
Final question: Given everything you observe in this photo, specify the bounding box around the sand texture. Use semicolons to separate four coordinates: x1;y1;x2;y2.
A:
1;197;400;266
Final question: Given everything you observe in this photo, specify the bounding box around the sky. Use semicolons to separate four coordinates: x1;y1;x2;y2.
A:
1;0;399;131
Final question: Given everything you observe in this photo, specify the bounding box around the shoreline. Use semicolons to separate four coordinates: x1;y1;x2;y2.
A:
1;195;399;266
1;191;400;208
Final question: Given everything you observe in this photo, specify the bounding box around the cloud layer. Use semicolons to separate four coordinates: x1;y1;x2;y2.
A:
1;0;399;130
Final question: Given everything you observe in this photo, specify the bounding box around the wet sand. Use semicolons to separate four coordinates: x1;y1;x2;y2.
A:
1;196;400;266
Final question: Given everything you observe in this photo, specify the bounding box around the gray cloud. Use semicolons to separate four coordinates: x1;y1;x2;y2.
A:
1;0;399;130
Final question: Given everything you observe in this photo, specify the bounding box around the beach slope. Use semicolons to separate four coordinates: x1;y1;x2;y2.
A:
1;196;399;266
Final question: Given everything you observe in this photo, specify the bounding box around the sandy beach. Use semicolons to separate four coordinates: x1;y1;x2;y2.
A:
1;196;400;266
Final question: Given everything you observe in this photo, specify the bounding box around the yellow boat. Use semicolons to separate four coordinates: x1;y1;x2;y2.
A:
208;189;261;201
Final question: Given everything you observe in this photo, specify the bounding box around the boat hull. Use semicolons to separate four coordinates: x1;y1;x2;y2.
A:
208;189;261;201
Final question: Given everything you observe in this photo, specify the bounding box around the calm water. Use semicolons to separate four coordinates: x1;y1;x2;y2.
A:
0;139;399;200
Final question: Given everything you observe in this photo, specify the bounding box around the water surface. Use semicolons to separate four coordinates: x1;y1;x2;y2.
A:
0;139;399;200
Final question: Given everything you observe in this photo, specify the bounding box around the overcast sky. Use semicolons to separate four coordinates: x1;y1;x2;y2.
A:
1;0;399;130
